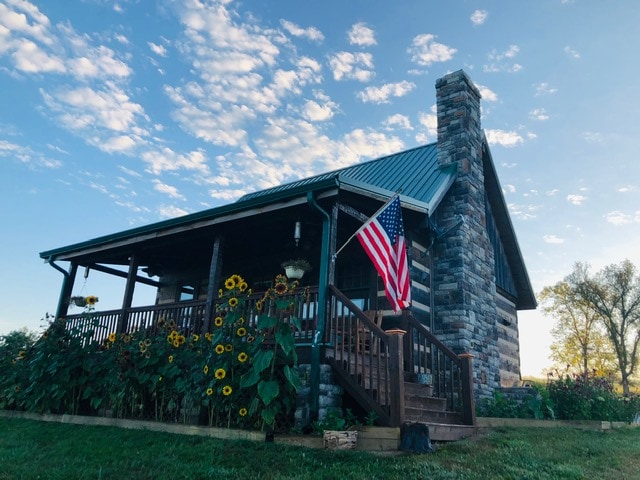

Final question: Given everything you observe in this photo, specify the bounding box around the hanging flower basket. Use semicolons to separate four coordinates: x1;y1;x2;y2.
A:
70;295;99;308
281;259;311;280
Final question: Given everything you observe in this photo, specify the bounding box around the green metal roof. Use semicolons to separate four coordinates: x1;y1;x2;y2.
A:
240;143;455;212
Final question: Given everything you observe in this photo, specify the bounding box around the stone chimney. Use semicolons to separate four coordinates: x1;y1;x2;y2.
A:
432;70;500;399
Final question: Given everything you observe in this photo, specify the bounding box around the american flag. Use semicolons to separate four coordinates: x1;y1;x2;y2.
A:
356;195;411;312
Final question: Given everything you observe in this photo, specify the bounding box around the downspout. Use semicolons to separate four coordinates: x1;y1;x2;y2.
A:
46;256;71;320
307;191;331;421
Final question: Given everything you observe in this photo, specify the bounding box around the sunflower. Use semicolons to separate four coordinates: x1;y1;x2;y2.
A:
222;385;233;396
177;335;186;345
228;297;238;307
274;283;288;295
144;338;152;347
239;408;248;417
230;274;244;285
145;351;151;359
247;335;255;344
237;317;245;325
206;388;213;396
215;344;225;354
139;344;147;354
192;334;200;342
168;355;174;363
224;277;236;290
18;350;26;358
122;334;131;343
275;274;287;285
238;281;248;292
218;289;223;297
205;332;213;342
108;332;117;343
225;344;233;352
203;365;209;375
237;352;248;363
214;368;226;380
214;316;224;327
172;339;180;348
236;327;247;337
85;295;98;305
255;300;263;312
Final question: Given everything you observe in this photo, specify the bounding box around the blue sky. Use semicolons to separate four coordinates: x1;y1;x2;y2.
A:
1;0;639;377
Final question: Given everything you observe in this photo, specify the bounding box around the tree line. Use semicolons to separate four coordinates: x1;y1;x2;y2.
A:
540;259;640;395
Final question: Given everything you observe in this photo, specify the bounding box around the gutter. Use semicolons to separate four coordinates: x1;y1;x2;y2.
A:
306;191;331;421
46;256;71;319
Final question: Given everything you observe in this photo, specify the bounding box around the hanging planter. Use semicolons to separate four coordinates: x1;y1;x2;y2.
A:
280;259;311;280
69;295;99;308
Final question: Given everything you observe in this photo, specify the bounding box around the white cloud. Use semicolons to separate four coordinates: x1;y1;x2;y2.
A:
148;42;167;57
407;34;456;66
566;194;587;205
415;111;437;142
616;185;635;193
141;147;210;175
158;205;189;218
564;46;580;59
582;131;603;143
383;114;412;131
347;22;376;46
280;19;324;42
534;82;557;96
475;83;498;102
484;45;522;73
543;234;565;244
508;203;540;220
357;80;415;103
302;99;335;122
605;211;631;226
0;139;62;168
484;129;524;148
328;51;374;82
504;184;516;194
529;108;549;121
470;10;488;26
153;179;185;200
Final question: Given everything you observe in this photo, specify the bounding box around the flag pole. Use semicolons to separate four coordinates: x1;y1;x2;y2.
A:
333;193;400;259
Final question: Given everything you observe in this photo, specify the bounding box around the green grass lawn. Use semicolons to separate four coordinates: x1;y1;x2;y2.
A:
1;417;639;479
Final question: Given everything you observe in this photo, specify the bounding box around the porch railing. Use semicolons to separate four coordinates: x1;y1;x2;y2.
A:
64;287;319;346
403;314;475;425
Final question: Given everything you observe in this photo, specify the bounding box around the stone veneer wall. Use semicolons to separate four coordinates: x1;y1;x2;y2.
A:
432;70;501;399
295;364;342;428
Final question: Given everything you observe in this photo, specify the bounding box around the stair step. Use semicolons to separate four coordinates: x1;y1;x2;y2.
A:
404;393;447;411
405;407;463;425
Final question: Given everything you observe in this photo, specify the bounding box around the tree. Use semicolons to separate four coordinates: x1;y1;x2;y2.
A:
570;260;640;395
540;279;616;377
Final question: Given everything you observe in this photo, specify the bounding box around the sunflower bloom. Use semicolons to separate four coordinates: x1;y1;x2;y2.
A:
237;317;245;325
228;297;238;307
222;386;233;396
215;344;225;354
214;316;223;327
206;388;213;396
239;408;248;417
230;274;244;285
122;334;131;343
173;339;180;348
192;334;200;342
144;338;152;347
274;283;287;295
218;289;223;297
247;335;255;343
108;333;117;343
205;332;213;342
18;350;26;358
255;300;263;312
86;295;98;305
224;277;236;290
225;344;233;352
168;355;174;363
203;365;209;375
237;352;248;363
238;281;248;292
214;368;226;380
236;327;247;337
177;335;186;345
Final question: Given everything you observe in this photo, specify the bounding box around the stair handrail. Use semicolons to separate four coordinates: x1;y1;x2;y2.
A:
325;285;405;426
404;314;476;425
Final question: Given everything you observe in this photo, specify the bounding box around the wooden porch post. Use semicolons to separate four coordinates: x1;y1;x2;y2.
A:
386;328;406;427
328;204;338;286
459;353;476;425
117;254;139;334
203;236;223;333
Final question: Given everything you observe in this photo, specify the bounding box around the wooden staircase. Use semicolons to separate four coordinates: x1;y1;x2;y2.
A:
324;285;476;432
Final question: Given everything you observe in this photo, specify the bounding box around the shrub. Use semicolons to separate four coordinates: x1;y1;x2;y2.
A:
476;385;555;420
547;371;640;422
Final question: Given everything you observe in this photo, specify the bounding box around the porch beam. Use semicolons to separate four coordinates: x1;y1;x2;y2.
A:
337;202;369;223
203;236;223;333
53;261;77;319
87;263;161;288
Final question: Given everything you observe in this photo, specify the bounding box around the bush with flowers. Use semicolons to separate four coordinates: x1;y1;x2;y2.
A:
0;274;303;433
